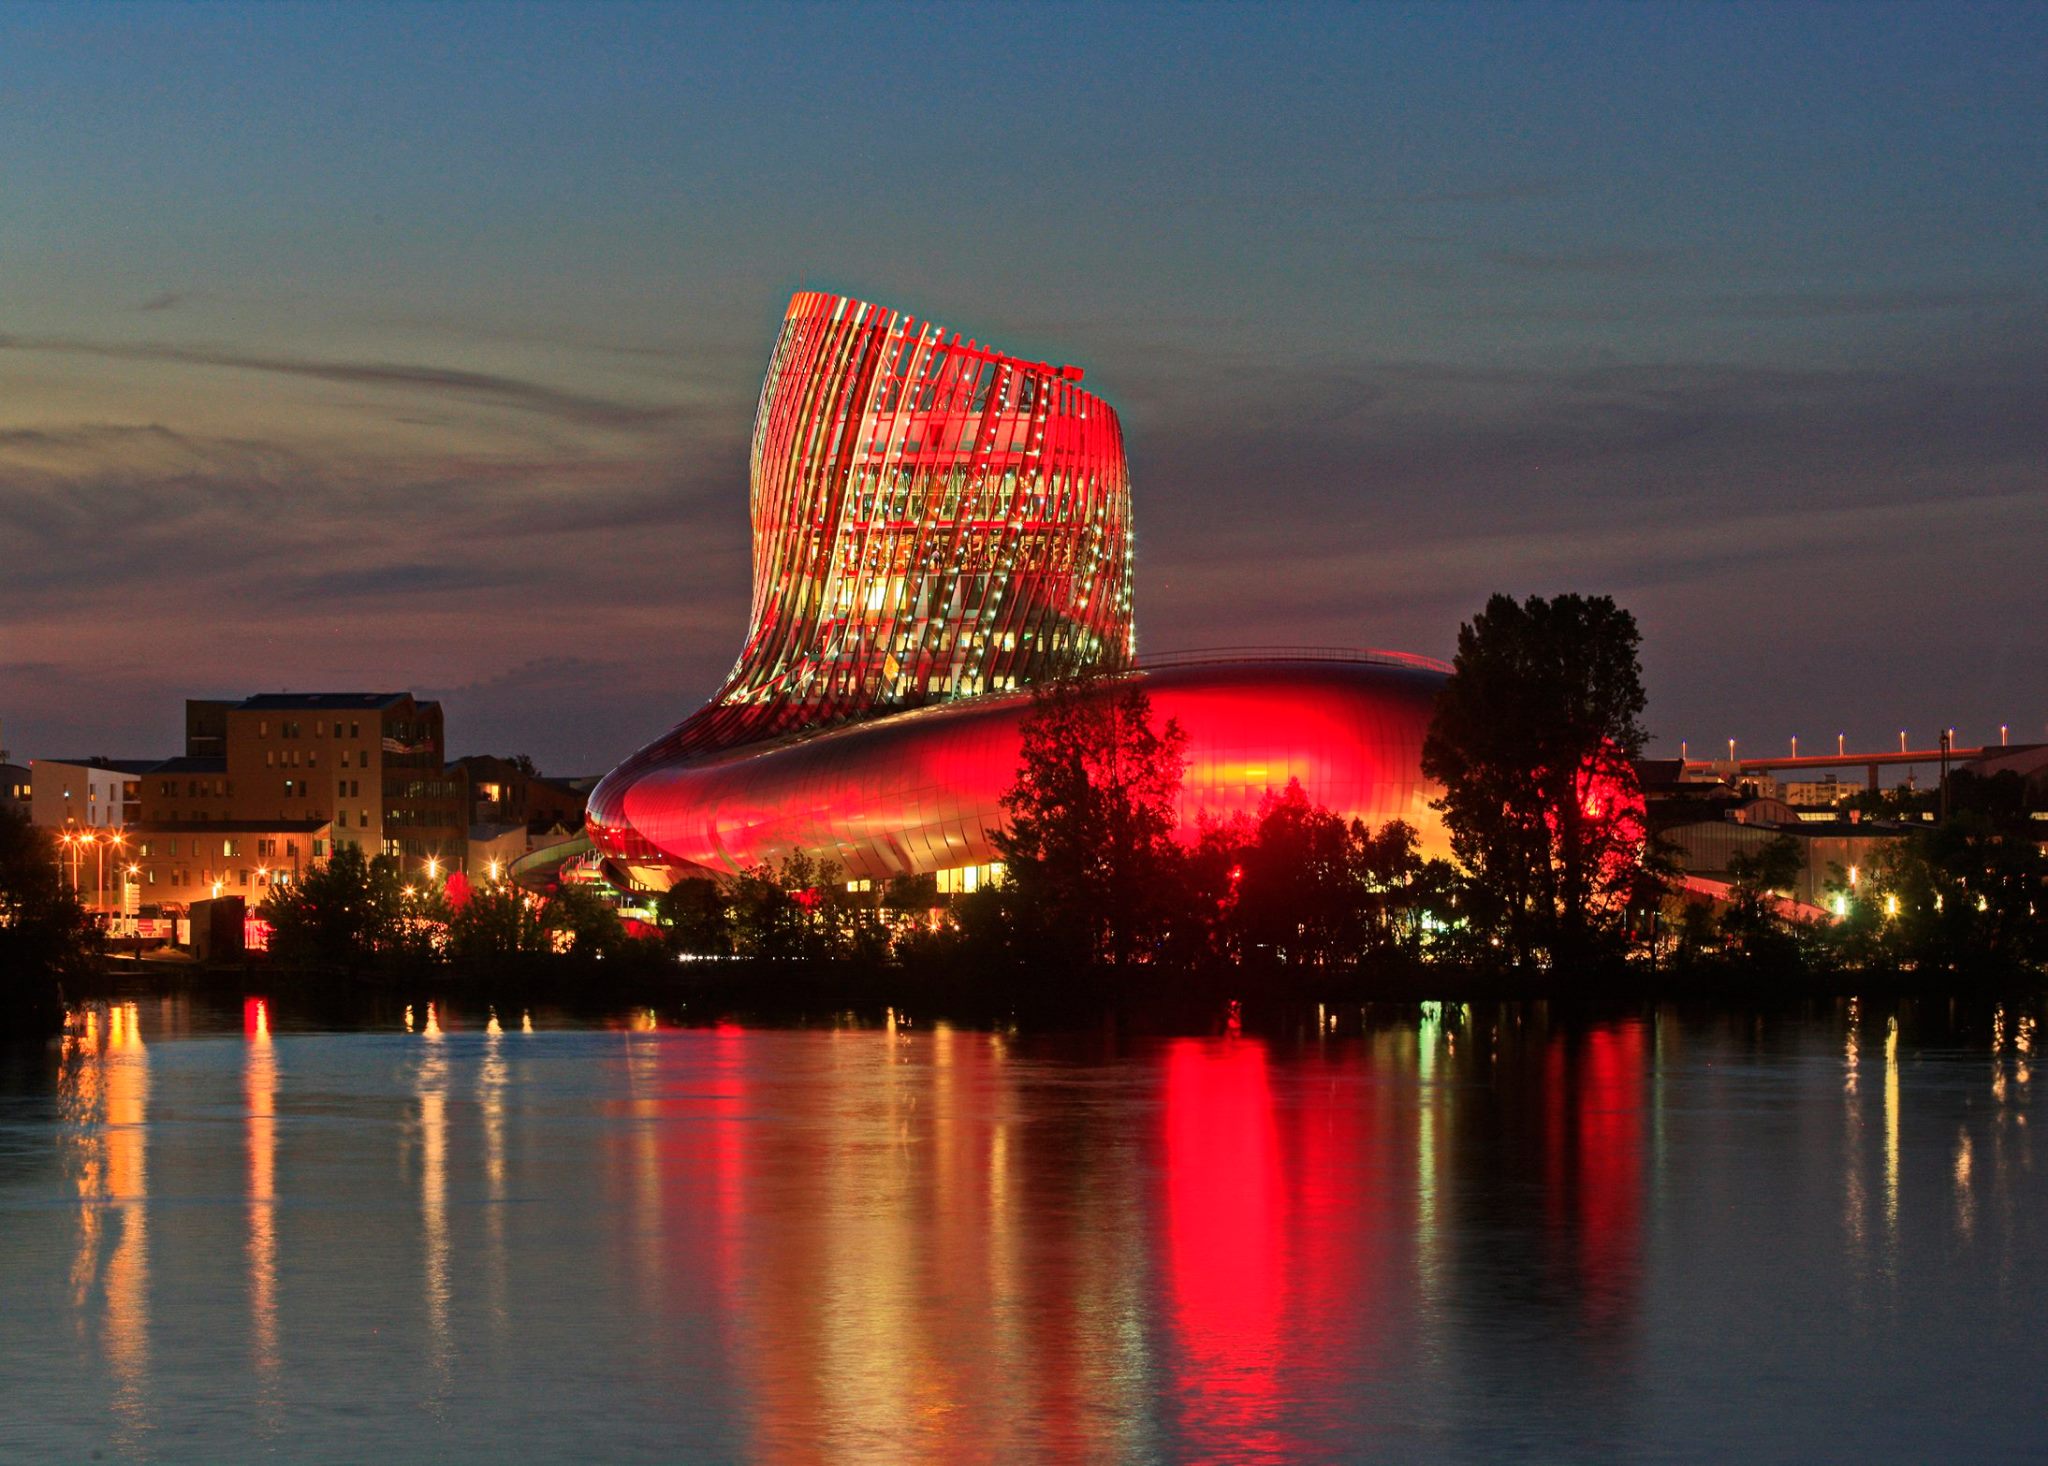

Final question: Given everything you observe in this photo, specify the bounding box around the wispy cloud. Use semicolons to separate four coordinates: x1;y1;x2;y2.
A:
0;333;691;428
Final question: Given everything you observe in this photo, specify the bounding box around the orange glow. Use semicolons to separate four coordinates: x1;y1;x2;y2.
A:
246;998;280;1383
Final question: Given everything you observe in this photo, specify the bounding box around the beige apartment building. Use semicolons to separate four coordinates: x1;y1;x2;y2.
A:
138;693;468;877
130;818;333;911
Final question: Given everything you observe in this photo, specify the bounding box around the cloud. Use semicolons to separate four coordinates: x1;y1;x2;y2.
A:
0;333;692;428
134;291;196;313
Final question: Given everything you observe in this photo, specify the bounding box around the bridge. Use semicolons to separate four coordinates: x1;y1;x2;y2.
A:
1681;738;1988;792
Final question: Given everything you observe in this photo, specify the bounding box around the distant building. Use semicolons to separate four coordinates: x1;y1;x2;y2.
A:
1663;806;1908;908
1781;776;1856;808
130;819;332;911
30;757;157;830
466;822;530;884
448;755;589;835
1956;744;2048;806
0;762;31;822
184;699;233;761
139;756;231;823
127;692;470;875
158;692;469;872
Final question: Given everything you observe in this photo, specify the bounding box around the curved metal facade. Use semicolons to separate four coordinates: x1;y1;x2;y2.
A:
589;293;1445;885
612;661;1445;883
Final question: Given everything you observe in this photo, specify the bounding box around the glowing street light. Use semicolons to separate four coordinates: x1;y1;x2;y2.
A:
425;856;440;881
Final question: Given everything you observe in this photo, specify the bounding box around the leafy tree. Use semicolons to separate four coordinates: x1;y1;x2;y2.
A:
260;844;407;970
1422;593;1651;970
1355;818;1427;954
1718;834;1809;965
448;881;549;961
0;810;99;1028
1233;780;1361;965
1828;814;2048;975
882;872;939;913
992;675;1188;967
540;882;627;958
730;862;802;959
658;877;733;957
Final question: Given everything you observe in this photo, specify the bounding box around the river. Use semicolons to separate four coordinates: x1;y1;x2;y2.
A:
0;994;2041;1462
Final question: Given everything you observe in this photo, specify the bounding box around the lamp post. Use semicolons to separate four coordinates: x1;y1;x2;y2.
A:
1939;727;1953;823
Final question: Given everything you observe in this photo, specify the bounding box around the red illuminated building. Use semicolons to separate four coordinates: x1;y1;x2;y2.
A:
588;292;1448;890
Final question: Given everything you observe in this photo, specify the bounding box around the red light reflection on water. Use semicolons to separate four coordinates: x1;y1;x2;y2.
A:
1163;1039;1287;1450
1544;1022;1646;1327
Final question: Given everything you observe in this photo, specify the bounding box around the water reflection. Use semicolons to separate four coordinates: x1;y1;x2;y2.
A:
13;996;2046;1462
417;1001;451;1402
244;998;280;1394
59;1002;151;1453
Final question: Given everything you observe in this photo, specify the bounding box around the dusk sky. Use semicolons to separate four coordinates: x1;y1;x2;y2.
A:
4;1;2043;773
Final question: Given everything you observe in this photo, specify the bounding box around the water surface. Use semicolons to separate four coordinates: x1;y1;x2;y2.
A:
2;995;2043;1462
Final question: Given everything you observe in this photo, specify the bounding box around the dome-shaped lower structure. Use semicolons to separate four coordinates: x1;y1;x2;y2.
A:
587;293;1446;890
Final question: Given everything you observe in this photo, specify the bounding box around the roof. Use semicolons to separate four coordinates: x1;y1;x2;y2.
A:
233;692;411;711
148;756;227;775
1664;817;1912;841
36;757;164;775
133;819;333;834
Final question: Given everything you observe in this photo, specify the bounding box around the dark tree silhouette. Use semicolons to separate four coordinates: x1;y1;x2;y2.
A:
993;675;1188;968
0;810;98;1030
1422;593;1650;970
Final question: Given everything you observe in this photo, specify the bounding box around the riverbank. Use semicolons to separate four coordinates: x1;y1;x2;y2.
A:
52;949;2048;1036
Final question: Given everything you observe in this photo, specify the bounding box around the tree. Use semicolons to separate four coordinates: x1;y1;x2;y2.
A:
1233;780;1361;966
260;844;407;970
1719;834;1809;965
448;881;549;961
1355;818;1427;955
729;862;802;959
0;810;98;1030
992;675;1189;968
1422;593;1651;970
1828;814;2048;976
540;882;627;958
658;877;733;957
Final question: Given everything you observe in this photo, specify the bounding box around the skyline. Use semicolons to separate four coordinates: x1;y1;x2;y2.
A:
5;2;2045;772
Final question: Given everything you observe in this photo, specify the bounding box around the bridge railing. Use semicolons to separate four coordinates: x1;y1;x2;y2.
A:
1134;645;1453;674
